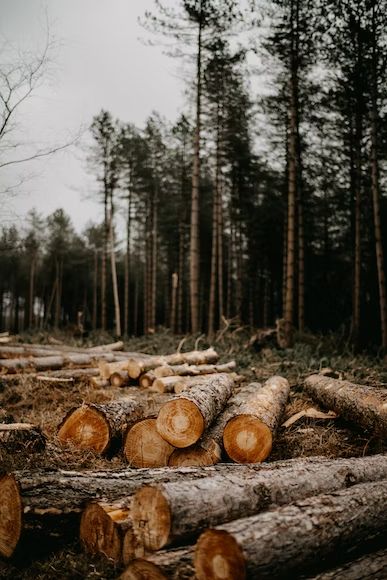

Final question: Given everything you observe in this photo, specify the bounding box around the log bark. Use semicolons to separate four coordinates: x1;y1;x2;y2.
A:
127;348;219;380
304;374;387;437
131;453;387;552
57;397;148;454
308;547;387;580
0;423;46;453
123;418;175;468
158;361;236;378
195;480;387;580
110;370;131;388
223;376;289;463
121;547;195;580
0;352;121;374
156;373;234;447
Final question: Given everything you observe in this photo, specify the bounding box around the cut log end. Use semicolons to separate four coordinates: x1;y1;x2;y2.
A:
127;360;144;380
121;559;167;580
57;405;110;454
223;414;272;463
132;487;171;551
80;502;129;563
0;474;22;559
110;371;130;388
195;529;245;580
168;440;221;467
124;419;175;468
156;399;204;448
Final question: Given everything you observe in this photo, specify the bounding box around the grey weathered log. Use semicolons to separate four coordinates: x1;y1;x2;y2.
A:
127;348;219;379
195;479;387;580
307;547;387;580
304;374;387;437
121;546;195;580
132;453;387;551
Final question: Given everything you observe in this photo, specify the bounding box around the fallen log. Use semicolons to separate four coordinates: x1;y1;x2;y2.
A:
139;368;174;389
223;376;289;463
0;424;46;453
121;546;195;580
0;352;119;374
124;418;175;468
110;370;131;388
131;453;387;552
156;373;234;448
304;374;387;437
1;458;339;560
127;348;219;380
156;361;237;378
57;397;148;454
88;341;124;352
307;546;387;580
194;479;387;580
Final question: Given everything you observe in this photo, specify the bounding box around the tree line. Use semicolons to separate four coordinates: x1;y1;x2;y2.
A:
1;0;387;350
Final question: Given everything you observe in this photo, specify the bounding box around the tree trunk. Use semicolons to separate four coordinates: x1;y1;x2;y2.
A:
208;178;218;338
132;453;387;553
123;418;175;468
170;273;178;332
177;224;185;334
124;189;132;336
223;376;289;463
92;250;98;331
156;373;234;448
308;547;387;580
303;374;387;437
109;204;122;337
28;256;36;329
121;547;195;580
195;480;387;580
189;14;203;334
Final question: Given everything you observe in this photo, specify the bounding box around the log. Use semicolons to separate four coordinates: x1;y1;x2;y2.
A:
131;453;387;552
139;368;174;389
308;547;387;580
0;352;119;374
304;374;387;437
126;348;219;380
88;341;124;352
57;397;148;454
173;373;240;394
2;458;345;559
121;547;195;580
123;418;175;468
110;370;131;388
223;376;289;463
0;423;46;453
157;361;237;378
156;373;234;448
169;383;263;467
37;367;100;379
194;479;387;580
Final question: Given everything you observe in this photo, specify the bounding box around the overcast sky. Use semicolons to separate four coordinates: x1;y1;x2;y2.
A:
1;0;186;233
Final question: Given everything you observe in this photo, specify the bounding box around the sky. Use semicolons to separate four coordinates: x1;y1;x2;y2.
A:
0;0;186;233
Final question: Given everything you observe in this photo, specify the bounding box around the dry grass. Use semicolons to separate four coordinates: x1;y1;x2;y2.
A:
0;330;386;578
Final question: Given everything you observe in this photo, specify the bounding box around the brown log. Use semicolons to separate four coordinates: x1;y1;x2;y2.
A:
121;547;195;580
194;480;387;580
156;373;234;448
0;352;120;374
308;547;387;580
131;453;387;552
89;376;110;388
57;397;148;454
158;361;237;378
169;383;262;467
139;367;174;389
304;374;387;437
123;418;175;468
110;370;131;388
0;474;22;558
126;348;219;380
223;376;289;463
0;423;46;453
37;367;100;379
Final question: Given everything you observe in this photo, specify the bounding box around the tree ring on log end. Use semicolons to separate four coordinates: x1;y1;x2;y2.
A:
0;474;22;558
80;502;124;563
57;405;110;454
195;529;245;580
156;399;204;447
132;487;172;551
124;419;174;468
223;414;272;463
121;559;167;580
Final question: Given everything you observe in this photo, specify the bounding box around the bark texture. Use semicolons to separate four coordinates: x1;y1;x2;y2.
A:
195;480;387;580
132;453;387;551
0;423;46;453
121;547;195;580
156;373;234;447
304;374;387;437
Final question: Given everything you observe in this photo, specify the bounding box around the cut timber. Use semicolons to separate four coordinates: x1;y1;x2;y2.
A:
88;341;124;352
132;453;387;552
57;398;147;454
0;474;22;558
157;361;237;378
308;547;387;580
80;501;134;564
173;373;240;394
223;376;289;463
124;418;175;468
139;367;174;389
156;373;234;447
0;424;46;453
0;352;119;374
110;370;131;388
194;479;387;580
127;348;219;380
100;360;131;381
121;547;195;580
304;374;387;437
89;377;109;388
169;383;262;467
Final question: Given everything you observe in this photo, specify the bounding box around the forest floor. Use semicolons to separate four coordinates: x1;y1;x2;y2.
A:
0;329;386;579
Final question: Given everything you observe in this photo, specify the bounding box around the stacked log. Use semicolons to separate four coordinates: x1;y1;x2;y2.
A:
0;423;46;453
304;374;387;436
123;418;175;468
194;479;387;579
121;547;195;580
